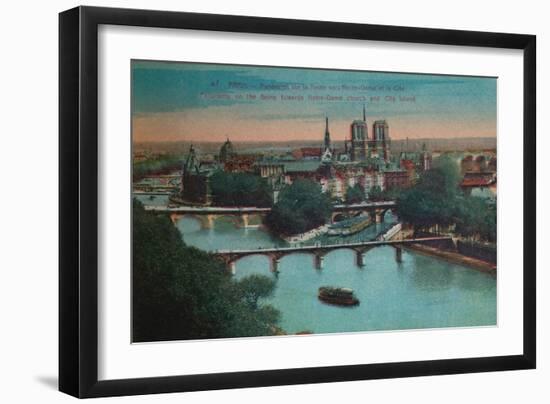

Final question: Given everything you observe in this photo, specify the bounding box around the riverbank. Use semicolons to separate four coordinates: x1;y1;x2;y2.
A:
283;224;329;244
180;216;496;334
404;243;496;274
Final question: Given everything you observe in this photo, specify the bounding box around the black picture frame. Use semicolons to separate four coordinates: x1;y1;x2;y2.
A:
59;5;536;398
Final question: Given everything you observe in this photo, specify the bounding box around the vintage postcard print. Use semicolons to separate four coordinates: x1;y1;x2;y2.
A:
131;60;497;342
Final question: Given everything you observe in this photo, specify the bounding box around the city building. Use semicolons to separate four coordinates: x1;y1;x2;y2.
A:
321;116;334;163
292;147;322;160
179;109;414;206
400;159;417;184
224;155;256;173
363;168;385;196
371;119;390;160
488;156;497;172
460;172;497;200
399;143;432;173
461;155;474;173
349;105;368;161
475;155;487;172
461;153;494;174
347;106;392;163
384;169;411;191
181;145;212;204
256;161;285;178
219;138;236;163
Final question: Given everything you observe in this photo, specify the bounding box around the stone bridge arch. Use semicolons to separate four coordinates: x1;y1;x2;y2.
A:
319;245;377;267
276;250;327;270
222;251;284;275
373;207;398;223
332;213;347;223
330;209;369;223
213;235;451;275
169;213;217;229
170;213;260;229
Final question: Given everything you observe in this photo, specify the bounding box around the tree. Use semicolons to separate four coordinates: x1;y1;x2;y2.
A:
133;154;182;181
265;179;332;236
210;171;272;207
395;154;496;241
417;154;461;198
396;155;461;233
345;183;365;204
132;199;281;342
397;187;454;232
235;275;277;309
368;185;384;201
454;196;496;242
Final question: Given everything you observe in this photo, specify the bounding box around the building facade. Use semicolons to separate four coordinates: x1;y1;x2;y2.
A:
181;146;212;204
179;108;416;206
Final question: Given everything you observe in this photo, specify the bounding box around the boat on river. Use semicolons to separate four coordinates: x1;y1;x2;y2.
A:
318;286;360;306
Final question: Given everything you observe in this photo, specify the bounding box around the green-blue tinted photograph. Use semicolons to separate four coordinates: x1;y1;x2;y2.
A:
131;59;497;343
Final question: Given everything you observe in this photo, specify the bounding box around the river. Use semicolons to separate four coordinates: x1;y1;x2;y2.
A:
172;213;496;335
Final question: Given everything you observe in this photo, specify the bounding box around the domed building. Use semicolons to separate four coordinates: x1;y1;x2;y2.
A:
219;138;236;163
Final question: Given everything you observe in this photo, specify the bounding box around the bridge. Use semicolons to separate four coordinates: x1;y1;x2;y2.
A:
133;174;181;192
143;200;397;229
140;174;181;179
212;236;453;274
143;205;272;228
332;201;396;223
134;191;173;196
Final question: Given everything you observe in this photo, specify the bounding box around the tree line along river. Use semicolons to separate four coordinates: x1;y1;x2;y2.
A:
137;194;496;335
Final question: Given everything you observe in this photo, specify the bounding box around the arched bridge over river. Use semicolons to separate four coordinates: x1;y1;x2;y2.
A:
213;236;453;274
144;200;397;229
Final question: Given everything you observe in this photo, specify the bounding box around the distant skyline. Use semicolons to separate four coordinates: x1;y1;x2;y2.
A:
132;60;497;143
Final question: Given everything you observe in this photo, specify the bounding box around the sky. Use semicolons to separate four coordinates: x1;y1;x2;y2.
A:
132;60;497;143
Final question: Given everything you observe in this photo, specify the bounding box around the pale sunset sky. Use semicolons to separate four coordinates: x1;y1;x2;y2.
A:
132;60;497;143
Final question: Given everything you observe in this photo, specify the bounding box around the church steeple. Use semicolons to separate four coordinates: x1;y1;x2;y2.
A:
324;116;331;149
183;145;199;174
363;104;366;122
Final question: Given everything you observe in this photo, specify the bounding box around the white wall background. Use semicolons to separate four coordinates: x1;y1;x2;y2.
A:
0;0;546;402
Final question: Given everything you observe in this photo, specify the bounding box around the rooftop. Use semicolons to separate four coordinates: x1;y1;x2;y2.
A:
460;172;496;187
283;161;322;173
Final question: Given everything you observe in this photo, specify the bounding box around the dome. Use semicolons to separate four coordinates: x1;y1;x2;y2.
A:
219;138;235;162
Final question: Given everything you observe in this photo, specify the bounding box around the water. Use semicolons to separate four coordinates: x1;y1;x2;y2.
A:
175;214;496;335
306;214;396;246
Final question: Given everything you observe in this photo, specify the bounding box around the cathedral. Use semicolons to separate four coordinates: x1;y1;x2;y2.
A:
345;105;390;162
179;105;416;206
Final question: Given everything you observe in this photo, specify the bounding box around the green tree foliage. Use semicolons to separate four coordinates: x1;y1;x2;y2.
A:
396;155;496;241
265;179;332;236
454;197;496;242
396;156;458;232
396;155;461;231
235;274;277;309
132;199;280;342
345;183;365;204
368;185;384;201
420;155;461;198
133;155;181;181
369;185;401;202
210;170;272;207
382;187;403;201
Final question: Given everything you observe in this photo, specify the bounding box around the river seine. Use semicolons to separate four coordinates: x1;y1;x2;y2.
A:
173;213;496;335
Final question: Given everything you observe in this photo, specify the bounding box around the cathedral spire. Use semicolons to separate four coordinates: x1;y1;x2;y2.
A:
324;115;331;149
363;104;366;122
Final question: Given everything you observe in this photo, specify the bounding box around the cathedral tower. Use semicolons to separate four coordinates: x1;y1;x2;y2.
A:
350;104;368;161
324;116;331;150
